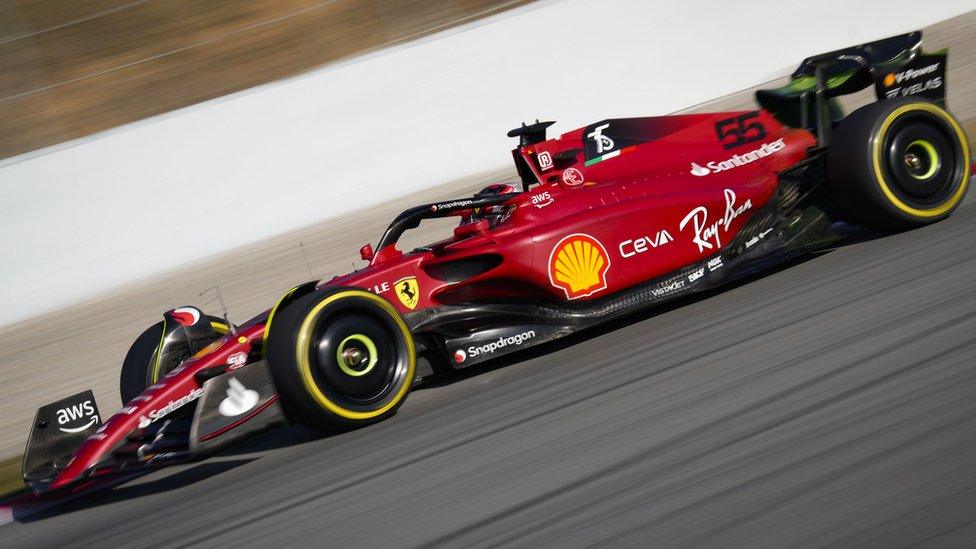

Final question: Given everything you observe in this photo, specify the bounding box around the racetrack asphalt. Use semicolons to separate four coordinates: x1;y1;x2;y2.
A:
2;189;976;546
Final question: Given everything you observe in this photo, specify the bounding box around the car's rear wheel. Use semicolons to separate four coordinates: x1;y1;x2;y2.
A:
826;98;970;230
265;288;416;433
119;316;229;404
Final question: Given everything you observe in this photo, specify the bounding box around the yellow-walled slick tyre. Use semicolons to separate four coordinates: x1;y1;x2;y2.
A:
265;288;416;433
827;98;970;230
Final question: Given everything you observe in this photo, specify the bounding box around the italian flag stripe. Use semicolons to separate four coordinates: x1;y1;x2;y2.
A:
584;145;637;166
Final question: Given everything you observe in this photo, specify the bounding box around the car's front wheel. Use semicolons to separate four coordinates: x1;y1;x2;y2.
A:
265;288;416;433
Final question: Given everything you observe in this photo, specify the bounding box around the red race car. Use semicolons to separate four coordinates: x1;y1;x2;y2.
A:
20;31;971;496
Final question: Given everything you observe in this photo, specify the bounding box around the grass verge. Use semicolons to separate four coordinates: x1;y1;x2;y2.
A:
0;0;530;159
0;456;26;502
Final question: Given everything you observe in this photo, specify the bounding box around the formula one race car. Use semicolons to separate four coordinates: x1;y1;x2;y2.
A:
21;31;971;495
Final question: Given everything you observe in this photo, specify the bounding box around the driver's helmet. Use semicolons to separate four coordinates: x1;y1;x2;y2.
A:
461;183;518;227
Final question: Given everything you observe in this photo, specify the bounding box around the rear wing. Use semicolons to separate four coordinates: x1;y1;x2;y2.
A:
756;31;946;145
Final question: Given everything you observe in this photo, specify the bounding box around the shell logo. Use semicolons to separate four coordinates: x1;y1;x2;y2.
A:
883;73;896;87
548;233;611;299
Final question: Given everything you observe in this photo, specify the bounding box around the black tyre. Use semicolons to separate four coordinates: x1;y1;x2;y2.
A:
826;98;971;230
119;316;229;404
265;288;416;433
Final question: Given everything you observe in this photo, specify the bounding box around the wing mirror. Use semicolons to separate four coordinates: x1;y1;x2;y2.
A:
360;243;374;261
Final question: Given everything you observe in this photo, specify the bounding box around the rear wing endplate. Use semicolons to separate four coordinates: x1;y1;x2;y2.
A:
757;31;947;145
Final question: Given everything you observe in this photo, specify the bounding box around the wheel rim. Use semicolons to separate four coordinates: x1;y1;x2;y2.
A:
298;296;412;415
877;106;967;213
903;139;941;180
335;334;378;377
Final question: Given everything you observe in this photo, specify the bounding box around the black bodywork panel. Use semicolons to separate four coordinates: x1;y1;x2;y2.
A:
23;390;102;491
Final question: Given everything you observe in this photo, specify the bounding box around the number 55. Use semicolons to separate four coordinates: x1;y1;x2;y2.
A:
715;111;767;150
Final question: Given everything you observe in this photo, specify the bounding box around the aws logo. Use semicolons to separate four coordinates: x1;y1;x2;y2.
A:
548;234;610;299
56;400;98;433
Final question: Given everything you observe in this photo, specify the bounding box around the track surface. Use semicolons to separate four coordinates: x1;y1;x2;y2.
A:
3;192;976;545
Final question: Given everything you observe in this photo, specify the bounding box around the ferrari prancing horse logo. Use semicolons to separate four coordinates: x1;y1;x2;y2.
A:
395;276;420;310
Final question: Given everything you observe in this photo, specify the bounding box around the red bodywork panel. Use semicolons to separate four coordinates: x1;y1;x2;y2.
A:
49;110;816;491
329;110;813;311
50;326;265;491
